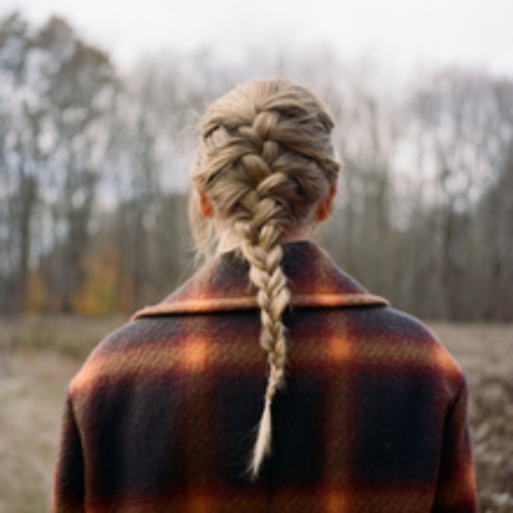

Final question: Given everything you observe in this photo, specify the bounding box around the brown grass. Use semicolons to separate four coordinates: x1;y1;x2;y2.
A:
0;317;511;512
0;316;125;513
0;351;80;512
434;323;513;512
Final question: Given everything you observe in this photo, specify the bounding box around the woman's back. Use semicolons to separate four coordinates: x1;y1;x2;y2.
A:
52;242;476;512
51;78;477;512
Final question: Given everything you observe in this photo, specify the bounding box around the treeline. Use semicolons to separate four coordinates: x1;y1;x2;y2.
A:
1;12;512;320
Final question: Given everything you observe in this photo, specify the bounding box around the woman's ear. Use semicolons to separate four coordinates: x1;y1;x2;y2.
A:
198;190;215;218
315;184;337;222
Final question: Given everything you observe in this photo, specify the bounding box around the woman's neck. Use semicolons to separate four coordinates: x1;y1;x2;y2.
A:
217;222;316;254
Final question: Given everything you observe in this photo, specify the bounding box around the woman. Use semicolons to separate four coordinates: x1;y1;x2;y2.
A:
51;78;477;512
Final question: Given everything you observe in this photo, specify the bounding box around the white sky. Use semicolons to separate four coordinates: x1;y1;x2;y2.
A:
1;0;513;77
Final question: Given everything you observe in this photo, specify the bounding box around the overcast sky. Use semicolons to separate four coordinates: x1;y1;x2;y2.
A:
1;0;513;78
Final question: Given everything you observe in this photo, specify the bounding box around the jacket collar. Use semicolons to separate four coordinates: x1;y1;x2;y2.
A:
132;241;388;320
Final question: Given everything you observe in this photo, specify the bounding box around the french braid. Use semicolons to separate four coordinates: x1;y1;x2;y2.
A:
190;78;340;478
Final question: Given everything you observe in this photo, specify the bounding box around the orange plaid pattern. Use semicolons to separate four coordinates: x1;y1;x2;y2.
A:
51;242;477;512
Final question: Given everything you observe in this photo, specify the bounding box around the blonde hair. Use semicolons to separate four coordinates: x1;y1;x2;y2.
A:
189;78;340;478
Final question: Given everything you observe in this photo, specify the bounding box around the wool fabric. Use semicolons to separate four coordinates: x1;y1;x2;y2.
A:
51;241;477;512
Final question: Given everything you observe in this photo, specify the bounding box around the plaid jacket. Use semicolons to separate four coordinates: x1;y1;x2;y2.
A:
51;241;477;512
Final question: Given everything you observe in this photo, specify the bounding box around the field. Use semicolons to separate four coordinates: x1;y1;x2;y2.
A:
0;317;512;512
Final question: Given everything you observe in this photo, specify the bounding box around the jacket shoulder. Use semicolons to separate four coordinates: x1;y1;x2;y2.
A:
348;305;465;396
69;316;180;397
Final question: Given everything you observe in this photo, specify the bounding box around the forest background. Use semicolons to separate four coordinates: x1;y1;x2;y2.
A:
1;11;512;321
0;9;513;513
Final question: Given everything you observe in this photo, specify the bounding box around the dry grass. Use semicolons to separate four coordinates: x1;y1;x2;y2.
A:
0;317;511;512
433;323;513;512
0;315;127;359
0;351;80;512
0;316;126;513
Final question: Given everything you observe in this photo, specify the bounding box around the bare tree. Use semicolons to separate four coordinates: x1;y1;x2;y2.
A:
409;69;512;319
36;16;118;312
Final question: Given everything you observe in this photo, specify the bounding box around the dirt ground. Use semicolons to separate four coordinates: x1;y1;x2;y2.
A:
0;318;511;512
